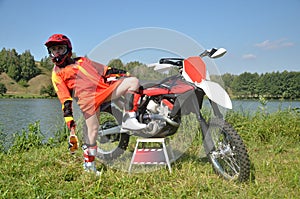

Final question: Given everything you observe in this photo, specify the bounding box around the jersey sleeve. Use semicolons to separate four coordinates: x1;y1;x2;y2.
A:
52;71;76;130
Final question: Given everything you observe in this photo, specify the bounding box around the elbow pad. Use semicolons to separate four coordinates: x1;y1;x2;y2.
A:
63;100;73;117
63;100;76;129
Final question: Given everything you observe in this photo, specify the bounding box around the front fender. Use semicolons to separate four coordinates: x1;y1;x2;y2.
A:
196;80;232;109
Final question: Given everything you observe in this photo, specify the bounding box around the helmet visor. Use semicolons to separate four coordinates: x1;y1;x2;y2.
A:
48;45;68;57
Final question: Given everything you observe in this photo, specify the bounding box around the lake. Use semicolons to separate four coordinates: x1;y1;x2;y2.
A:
0;98;299;139
0;99;81;139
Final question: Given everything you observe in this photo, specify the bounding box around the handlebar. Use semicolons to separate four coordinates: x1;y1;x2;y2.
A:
159;58;184;66
158;48;227;67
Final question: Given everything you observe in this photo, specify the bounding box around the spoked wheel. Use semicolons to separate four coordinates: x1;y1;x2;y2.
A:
205;118;250;182
97;105;130;161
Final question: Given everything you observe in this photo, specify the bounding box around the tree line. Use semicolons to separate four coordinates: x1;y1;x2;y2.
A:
220;71;300;99
0;49;299;99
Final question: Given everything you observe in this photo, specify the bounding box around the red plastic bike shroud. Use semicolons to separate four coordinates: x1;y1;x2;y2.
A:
142;79;194;96
183;56;206;83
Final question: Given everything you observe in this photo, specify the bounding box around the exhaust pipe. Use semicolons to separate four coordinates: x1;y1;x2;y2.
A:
99;126;121;136
143;114;179;127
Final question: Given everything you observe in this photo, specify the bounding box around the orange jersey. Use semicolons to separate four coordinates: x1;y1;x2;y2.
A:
52;57;123;122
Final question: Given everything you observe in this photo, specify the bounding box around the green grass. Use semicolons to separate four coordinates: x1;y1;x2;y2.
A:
0;109;299;198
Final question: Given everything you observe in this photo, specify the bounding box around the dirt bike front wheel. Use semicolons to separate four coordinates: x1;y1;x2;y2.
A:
205;118;250;182
96;105;130;162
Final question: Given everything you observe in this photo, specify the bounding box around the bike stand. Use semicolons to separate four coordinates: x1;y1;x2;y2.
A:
128;138;174;173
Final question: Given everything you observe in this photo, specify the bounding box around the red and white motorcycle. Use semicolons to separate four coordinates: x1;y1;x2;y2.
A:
98;48;250;182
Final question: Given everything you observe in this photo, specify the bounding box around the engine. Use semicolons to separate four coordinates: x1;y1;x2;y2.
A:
139;98;178;137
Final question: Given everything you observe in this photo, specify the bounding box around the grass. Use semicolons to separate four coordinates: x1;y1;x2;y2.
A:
0;109;299;198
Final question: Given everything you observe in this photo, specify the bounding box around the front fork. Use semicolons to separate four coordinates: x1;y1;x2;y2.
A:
198;113;214;155
198;100;223;155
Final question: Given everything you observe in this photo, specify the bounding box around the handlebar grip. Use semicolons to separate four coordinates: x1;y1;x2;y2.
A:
159;58;172;64
159;58;183;66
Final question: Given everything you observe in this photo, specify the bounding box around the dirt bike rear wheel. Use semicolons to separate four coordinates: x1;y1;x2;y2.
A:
204;118;250;182
96;106;130;161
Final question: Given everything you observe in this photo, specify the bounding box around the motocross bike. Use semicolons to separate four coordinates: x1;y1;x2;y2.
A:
97;48;251;182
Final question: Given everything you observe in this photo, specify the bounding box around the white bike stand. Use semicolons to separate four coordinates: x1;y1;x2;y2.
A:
129;138;174;173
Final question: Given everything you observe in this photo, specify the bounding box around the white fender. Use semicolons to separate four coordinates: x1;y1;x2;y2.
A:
196;80;232;109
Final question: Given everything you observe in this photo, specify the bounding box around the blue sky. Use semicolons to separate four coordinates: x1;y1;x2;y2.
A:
0;0;299;74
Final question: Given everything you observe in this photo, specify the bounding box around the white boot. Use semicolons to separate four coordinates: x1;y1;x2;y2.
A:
121;112;146;131
83;161;101;176
82;144;100;176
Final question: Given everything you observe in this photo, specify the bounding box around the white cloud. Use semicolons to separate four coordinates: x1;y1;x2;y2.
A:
242;54;256;60
255;39;294;50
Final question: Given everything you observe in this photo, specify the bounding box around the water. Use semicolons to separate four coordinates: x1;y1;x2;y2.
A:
0;98;81;139
0;98;299;138
232;99;300;113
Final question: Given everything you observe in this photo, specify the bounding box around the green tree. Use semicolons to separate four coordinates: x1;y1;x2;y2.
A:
221;73;236;93
269;72;282;97
125;61;143;72
282;71;300;99
6;49;21;81
107;59;124;70
0;48;8;74
256;73;272;97
231;72;259;97
40;56;53;71
19;50;41;81
126;61;166;81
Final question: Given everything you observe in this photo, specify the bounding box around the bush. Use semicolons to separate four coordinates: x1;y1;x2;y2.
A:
40;84;57;97
9;121;44;153
0;83;7;95
17;79;29;88
0;128;5;152
5;121;68;154
226;108;300;144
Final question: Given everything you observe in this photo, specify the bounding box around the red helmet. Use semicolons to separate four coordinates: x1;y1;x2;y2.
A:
45;34;72;66
45;34;72;50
